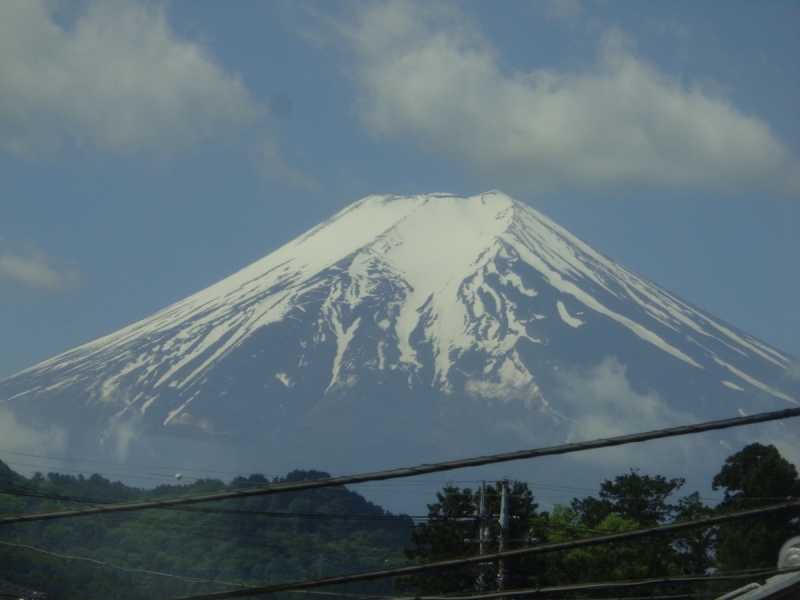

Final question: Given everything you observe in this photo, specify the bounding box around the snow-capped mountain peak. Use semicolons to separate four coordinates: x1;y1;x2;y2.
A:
1;192;796;488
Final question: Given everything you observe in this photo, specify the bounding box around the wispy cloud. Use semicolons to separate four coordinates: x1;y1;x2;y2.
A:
557;357;691;442
337;2;800;195
0;237;83;294
553;357;715;470
254;139;322;193
0;408;67;458
0;1;259;158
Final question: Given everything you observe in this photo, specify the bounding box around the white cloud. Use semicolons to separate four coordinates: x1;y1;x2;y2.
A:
0;408;67;458
111;416;139;462
0;237;83;294
555;357;710;469
100;404;143;462
0;1;259;158
254;139;322;193
342;3;800;194
558;357;691;441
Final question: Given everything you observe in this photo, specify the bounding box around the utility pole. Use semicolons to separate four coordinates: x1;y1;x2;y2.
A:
497;478;509;591
467;478;538;591
477;481;487;589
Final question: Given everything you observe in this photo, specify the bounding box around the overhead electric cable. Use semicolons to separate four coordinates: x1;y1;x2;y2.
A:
174;505;423;521
1;406;798;526
0;447;275;478
0;538;251;589
457;594;716;600
392;565;800;599
0;459;199;483
165;497;800;600
289;592;395;599
0;482;423;522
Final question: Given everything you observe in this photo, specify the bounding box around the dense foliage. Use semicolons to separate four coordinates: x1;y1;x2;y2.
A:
399;474;711;597
2;443;798;600
0;463;413;600
712;443;800;571
397;480;547;594
544;470;714;595
400;445;800;599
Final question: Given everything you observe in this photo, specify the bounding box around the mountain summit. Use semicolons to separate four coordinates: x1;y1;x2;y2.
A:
1;192;797;488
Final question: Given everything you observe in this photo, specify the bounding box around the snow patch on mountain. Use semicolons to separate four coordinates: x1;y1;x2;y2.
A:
557;301;584;328
3;191;796;426
275;372;293;388
722;381;744;391
712;356;796;403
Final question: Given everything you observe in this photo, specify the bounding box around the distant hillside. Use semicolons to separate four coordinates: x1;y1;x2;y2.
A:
0;462;413;600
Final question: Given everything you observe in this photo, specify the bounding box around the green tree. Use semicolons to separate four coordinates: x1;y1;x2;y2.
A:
571;470;688;527
398;480;544;595
0;462;413;600
545;469;713;588
547;506;668;584
712;443;800;571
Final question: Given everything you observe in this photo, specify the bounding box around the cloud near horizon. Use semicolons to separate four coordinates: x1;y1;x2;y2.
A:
0;408;67;460
341;2;800;195
0;1;259;158
0;237;83;294
554;357;718;471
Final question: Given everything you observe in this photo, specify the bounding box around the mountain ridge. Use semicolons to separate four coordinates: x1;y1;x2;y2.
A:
1;191;797;508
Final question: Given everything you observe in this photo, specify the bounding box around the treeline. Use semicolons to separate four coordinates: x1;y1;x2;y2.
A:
0;465;413;599
1;443;798;600
401;443;800;598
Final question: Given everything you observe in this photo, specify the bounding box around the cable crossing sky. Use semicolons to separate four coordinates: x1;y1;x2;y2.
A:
1;406;799;526
168;498;800;600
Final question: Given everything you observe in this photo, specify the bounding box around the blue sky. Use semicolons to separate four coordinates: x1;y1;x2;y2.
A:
1;0;798;380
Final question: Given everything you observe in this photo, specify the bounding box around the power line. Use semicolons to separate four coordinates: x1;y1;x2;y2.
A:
0;448;269;478
444;594;718;600
396;565;800;599
0;468;739;523
289;592;394;599
0;478;418;554
165;497;800;600
0;538;251;590
559;595;717;600
0;459;198;483
0;483;424;522
173;505;423;521
2;406;798;526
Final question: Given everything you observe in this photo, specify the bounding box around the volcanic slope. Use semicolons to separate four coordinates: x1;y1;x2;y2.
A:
1;192;797;481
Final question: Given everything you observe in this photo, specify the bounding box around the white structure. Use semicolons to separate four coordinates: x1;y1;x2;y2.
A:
716;537;800;600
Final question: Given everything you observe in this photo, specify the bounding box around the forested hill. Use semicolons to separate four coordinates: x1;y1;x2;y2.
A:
0;461;414;599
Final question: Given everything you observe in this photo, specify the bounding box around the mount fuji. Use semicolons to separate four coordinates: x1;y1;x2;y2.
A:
1;191;798;503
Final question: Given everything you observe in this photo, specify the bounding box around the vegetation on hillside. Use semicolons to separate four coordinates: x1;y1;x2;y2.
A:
1;443;798;599
0;465;413;599
400;444;800;598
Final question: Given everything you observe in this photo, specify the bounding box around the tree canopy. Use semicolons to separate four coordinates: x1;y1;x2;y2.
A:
400;449;800;598
546;469;713;587
712;443;800;570
3;444;800;599
0;466;413;600
398;480;545;594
